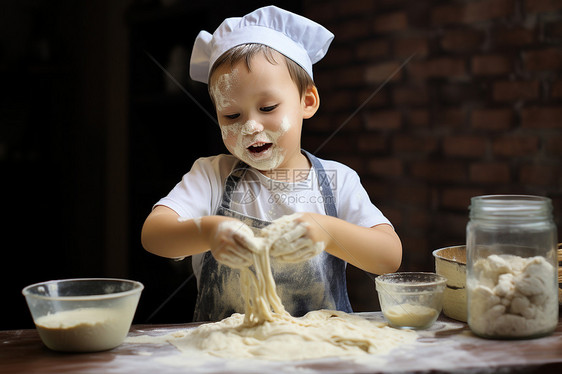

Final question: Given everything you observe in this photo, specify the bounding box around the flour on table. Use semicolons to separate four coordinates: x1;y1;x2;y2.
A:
128;214;417;360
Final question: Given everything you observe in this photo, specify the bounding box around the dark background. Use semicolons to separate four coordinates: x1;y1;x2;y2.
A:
2;0;561;330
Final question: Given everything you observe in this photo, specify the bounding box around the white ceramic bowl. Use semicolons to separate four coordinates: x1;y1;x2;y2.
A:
22;278;143;352
376;272;446;330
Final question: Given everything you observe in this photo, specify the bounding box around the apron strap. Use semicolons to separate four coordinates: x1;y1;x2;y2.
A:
301;150;338;218
220;160;248;211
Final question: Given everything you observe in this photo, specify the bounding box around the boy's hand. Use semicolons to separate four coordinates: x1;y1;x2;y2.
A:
211;220;260;268
267;213;326;263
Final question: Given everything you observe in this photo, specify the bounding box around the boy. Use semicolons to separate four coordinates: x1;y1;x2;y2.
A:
141;6;402;322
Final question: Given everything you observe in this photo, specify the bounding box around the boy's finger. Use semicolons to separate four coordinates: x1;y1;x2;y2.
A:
233;232;259;252
217;248;252;268
227;245;253;262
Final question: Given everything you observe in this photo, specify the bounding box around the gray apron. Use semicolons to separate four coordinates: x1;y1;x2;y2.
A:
193;150;352;322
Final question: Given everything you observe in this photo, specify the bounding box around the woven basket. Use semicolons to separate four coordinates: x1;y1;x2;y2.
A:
558;243;561;303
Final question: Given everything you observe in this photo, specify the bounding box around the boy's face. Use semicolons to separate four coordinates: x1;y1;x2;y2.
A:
209;51;310;172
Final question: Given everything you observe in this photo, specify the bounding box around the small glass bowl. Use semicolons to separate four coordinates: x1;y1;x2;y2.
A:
375;272;446;330
22;278;143;352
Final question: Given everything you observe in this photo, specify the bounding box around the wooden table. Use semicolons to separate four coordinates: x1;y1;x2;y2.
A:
1;312;561;374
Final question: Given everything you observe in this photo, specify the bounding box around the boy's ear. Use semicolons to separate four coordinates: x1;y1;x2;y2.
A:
302;85;320;119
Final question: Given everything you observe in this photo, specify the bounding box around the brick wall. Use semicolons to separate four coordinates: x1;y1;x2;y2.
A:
302;0;562;310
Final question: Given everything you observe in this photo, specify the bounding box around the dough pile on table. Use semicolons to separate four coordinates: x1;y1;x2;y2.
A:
130;215;417;361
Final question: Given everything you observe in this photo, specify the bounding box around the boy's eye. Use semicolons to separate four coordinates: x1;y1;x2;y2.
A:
260;105;278;112
225;113;240;120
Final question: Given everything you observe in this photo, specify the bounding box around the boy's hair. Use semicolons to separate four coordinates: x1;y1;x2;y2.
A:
209;44;314;100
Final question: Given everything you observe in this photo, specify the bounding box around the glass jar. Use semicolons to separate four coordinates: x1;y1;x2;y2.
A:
466;195;558;339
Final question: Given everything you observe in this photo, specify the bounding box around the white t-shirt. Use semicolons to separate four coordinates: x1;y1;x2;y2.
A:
156;154;391;282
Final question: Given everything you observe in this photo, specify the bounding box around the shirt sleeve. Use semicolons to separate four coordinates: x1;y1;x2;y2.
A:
155;155;234;218
330;161;392;228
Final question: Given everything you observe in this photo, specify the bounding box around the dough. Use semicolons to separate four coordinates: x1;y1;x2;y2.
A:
265;213;325;263
168;310;416;361
129;214;417;360
468;254;558;337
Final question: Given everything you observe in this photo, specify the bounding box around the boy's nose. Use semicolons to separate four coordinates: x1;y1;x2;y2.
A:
241;120;264;135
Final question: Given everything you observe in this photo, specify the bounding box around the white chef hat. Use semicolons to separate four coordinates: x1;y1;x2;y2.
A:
190;5;334;84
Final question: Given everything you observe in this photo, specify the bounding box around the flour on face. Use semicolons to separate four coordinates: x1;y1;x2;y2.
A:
210;68;238;112
221;115;292;171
